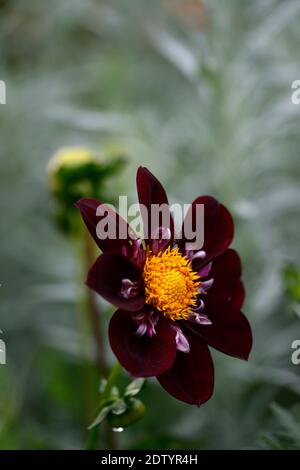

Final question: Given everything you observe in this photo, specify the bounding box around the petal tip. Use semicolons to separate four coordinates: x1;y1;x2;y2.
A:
74;198;82;209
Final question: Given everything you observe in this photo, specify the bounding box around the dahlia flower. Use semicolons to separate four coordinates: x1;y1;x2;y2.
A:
76;167;252;406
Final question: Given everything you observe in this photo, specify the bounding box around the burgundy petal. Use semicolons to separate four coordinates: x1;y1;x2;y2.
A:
231;280;245;309
75;198;134;253
157;329;214;406
180;196;234;265
186;296;252;360
109;309;177;377
206;249;244;307
87;253;145;311
136;167;174;245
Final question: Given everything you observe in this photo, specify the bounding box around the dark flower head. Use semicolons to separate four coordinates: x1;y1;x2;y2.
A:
75;167;252;406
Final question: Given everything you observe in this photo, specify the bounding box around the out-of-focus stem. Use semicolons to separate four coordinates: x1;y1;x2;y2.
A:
83;230;118;449
83;230;108;377
86;362;122;450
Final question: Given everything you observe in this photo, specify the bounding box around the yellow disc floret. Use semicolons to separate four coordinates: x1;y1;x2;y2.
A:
143;247;200;321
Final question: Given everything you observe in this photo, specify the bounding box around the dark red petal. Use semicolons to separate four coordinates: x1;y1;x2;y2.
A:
206;249;244;307
186;296;252;360
136;167;174;244
231;280;245;309
109;310;177;377
157;329;214;406
75;198;133;253
180;196;234;264
87;253;145;311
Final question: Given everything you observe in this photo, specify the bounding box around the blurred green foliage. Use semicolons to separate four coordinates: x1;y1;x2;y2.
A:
282;264;300;302
0;0;300;450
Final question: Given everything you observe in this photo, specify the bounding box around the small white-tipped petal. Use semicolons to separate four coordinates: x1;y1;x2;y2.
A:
198;278;214;293
198;262;212;278
192;250;206;260
135;323;148;337
173;326;190;353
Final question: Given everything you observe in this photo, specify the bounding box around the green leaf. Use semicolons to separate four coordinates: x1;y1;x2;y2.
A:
99;379;107;394
88;405;111;430
124;378;145;397
271;403;300;446
111;399;127;416
111;386;120;398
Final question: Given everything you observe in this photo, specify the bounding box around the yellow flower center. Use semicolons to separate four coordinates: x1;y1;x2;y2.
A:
143;247;200;321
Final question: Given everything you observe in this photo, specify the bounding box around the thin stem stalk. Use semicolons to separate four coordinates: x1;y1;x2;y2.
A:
86;362;122;450
83;230;108;377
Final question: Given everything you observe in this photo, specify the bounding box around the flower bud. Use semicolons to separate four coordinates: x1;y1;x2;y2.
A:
47;146;126;203
107;398;145;429
47;145;126;234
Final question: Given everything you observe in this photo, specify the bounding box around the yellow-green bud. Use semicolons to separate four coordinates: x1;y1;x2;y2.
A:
47;145;126;234
47;147;95;193
48;145;126;200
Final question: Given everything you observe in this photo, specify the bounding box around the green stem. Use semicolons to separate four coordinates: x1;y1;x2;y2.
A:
80;228;114;448
86;362;122;450
83;229;108;377
102;362;122;400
